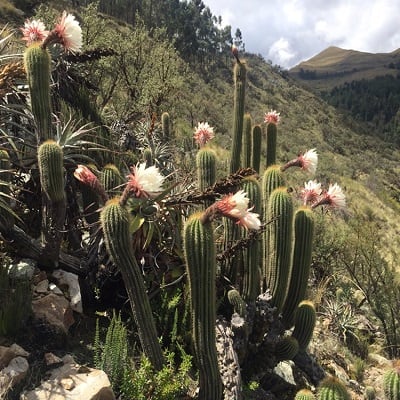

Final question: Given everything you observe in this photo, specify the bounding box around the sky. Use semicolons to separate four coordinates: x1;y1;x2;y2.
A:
204;0;400;69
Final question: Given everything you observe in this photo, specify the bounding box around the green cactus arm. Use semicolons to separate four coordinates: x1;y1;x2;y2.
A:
251;125;262;174
161;111;171;139
101;163;123;196
317;376;351;400
291;300;317;350
229;61;247;174
23;44;52;142
295;389;316;400
100;199;164;371
183;212;223;400
383;368;400;400
275;336;299;361
242;113;252;168
282;206;315;328
266;122;277;167
196;148;217;193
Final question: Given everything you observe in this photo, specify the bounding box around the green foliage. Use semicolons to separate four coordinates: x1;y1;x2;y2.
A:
383;367;400;400
93;311;128;391
120;350;192;400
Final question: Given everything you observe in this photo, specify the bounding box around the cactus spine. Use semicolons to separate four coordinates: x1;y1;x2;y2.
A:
317;376;351;400
265;187;293;313
196;148;216;192
251;124;262;173
266;122;277;167
229;61;247;174
183;213;223;400
100;199;164;371
23;44;52;142
383;367;400;400
242;113;252;168
292;300;317;350
38;140;65;203
282;207;315;328
295;389;316;400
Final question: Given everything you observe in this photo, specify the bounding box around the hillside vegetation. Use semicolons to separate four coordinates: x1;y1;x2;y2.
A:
1;1;400;399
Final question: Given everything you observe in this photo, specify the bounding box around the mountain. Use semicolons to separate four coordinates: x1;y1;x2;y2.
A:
289;46;400;92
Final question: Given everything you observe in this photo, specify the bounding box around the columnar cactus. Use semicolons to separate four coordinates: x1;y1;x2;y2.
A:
183;212;223;400
142;148;153;167
229;61;247;174
295;389;316;400
227;289;247;317
383;367;400;400
282;207;315;328
291;300;317;350
196;148;216;192
100;199;164;371
364;386;376;400
251;124;262;173
241;176;262;303
242;113;252;168
275;336;299;361
317;376;351;400
23;44;52;143
161;111;171;139
101;163;123;196
265;187;293;312
38;140;65;203
266;121;277;167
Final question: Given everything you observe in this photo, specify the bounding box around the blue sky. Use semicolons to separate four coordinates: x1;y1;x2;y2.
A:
205;0;400;68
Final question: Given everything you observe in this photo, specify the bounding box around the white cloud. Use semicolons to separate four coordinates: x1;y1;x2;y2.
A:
204;0;400;68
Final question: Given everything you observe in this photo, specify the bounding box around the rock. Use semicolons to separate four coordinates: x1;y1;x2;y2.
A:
8;259;36;281
1;356;29;385
35;279;49;294
0;344;29;369
44;353;63;367
20;356;116;400
48;283;63;296
52;269;83;313
31;293;75;334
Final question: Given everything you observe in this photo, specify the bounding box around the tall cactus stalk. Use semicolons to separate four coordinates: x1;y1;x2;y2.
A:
282;207;315;328
183;212;223;400
251;124;262;173
37;140;66;267
100;199;164;371
266;122;278;167
229;61;247;174
292;300;317;350
23;44;52;143
196;148;216;192
161;111;171;139
265;187;293;313
242;113;252;168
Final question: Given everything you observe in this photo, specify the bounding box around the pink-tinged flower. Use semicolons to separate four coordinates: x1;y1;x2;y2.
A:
74;165;108;203
42;11;82;52
193;122;214;147
126;163;164;199
21;19;48;45
281;148;318;175
301;180;322;205
312;183;346;210
215;190;261;230
264;110;281;125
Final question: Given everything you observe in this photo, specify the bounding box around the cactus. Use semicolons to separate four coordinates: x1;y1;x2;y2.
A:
265;187;293;312
251;124;262;173
242;113;252;168
161;111;171;139
364;386;376;400
101;163;123;196
142;148;153;167
266;122;277;167
23;44;52;142
229;61;247;174
317;376;351;400
275;336;299;361
383;367;400;400
241;176;262;303
295;389;316;400
227;289;247;317
100;199;164;371
183;212;223;400
196;148;216;193
38;140;65;203
282;206;315;328
291;300;317;350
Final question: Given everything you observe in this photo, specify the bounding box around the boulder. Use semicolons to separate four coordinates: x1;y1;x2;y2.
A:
52;269;83;313
20;355;115;400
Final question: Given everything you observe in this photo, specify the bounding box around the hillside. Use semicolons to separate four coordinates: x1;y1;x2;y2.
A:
289;46;400;91
1;3;400;399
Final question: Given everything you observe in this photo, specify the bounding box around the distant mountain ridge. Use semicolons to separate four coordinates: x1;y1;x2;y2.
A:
289;46;400;91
